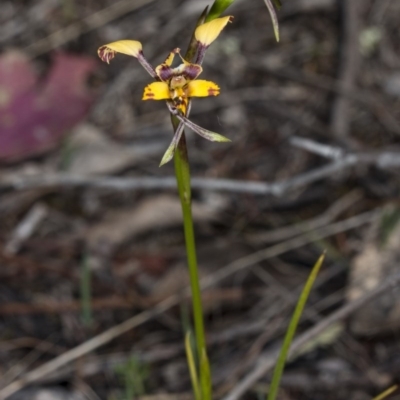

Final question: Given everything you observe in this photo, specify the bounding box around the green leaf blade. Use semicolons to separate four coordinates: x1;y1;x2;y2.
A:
372;385;398;400
200;348;212;400
206;0;236;22
267;252;326;400
263;0;280;42
185;332;202;400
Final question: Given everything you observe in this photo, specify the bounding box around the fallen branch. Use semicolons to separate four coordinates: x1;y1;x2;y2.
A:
2;146;400;197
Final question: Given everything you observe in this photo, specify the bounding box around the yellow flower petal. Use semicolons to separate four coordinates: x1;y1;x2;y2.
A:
98;40;142;63
187;80;220;97
142;82;170;100
194;16;233;47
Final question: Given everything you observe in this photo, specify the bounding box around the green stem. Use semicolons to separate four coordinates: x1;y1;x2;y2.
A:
173;123;211;399
173;135;206;348
80;252;92;327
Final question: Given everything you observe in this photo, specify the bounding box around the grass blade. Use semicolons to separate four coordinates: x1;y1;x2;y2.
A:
372;385;398;400
200;347;212;400
185;332;201;400
262;0;280;42
80;252;92;327
267;252;326;400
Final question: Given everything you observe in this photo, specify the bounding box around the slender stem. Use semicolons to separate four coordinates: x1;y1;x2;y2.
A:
174;135;206;354
172;117;211;399
171;8;214;397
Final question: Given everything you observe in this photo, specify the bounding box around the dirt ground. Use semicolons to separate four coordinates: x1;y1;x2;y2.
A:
1;0;400;399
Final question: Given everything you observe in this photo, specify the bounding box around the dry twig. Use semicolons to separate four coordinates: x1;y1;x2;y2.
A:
253;65;400;136
248;189;362;243
0;289;242;316
5;203;47;255
330;0;362;138
24;0;154;58
2;143;400;198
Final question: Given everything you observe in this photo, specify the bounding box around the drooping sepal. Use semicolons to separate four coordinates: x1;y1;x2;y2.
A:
195;16;233;47
183;117;231;142
159;122;185;166
98;40;157;78
166;102;230;143
97;40;142;63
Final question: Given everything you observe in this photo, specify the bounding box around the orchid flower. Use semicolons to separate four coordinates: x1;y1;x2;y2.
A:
98;16;233;165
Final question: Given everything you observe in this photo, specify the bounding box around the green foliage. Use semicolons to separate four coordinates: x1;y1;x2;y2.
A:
267;253;325;400
205;0;281;42
178;3;283;399
185;332;201;400
359;27;382;57
379;207;400;247
272;0;282;9
173;137;212;400
206;0;236;22
200;348;212;400
80;252;92;327
115;355;149;400
262;0;280;42
372;385;398;400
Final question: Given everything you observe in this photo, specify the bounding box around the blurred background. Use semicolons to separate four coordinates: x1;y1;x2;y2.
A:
1;0;400;399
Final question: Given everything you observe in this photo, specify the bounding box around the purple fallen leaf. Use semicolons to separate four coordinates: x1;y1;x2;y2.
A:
0;51;96;162
0;52;36;100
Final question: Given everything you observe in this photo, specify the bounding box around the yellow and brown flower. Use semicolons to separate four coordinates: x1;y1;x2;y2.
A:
97;16;232;165
142;48;219;114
